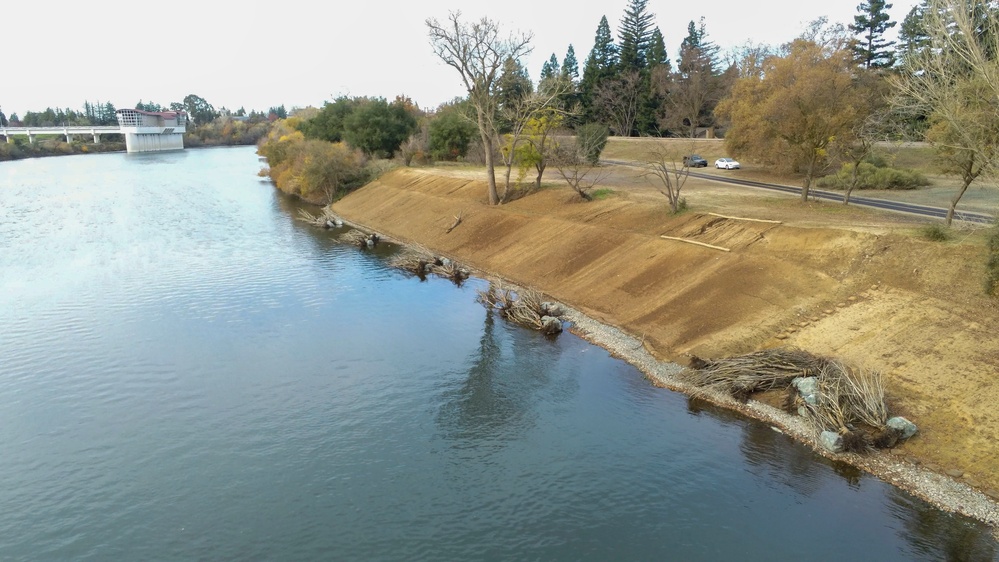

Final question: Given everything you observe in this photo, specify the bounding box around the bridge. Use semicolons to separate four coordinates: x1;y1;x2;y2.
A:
1;125;122;144
1;109;188;153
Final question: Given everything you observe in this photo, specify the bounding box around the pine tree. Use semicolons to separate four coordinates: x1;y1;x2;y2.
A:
647;28;669;70
850;0;897;68
677;18;718;76
583;15;617;81
617;0;656;72
581;16;618;121
540;53;560;83
562;45;579;81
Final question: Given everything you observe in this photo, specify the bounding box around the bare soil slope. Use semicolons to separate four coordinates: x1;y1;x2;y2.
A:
332;167;999;492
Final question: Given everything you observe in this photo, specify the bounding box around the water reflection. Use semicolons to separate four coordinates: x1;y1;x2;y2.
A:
436;311;574;447
889;488;999;561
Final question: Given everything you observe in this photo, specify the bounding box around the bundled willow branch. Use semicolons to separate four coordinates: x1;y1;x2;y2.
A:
389;247;469;283
429;260;469;283
679;348;829;400
800;363;850;433
840;367;888;428
297;207;343;228
388;247;435;277
339;229;379;249
477;284;561;334
685;348;895;453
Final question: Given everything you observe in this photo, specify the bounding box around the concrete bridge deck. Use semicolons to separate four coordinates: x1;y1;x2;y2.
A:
1;125;122;143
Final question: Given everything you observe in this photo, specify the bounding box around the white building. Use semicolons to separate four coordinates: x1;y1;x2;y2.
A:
115;109;188;153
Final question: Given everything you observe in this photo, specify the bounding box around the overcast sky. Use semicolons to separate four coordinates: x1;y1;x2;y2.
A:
2;0;918;117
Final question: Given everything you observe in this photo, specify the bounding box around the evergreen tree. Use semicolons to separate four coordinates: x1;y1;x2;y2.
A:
665;18;725;137
677;18;719;76
496;56;534;132
540;53;561;83
103;102;116;126
617;0;656;72
850;0;897;68
562;45;579;81
647;28;669;69
581;16;618;121
0;108;7;127
582;15;617;85
497;56;533;111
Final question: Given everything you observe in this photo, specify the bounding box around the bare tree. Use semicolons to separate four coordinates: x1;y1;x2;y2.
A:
426;12;533;205
892;0;999;225
644;144;691;213
551;135;608;201
593;70;643;137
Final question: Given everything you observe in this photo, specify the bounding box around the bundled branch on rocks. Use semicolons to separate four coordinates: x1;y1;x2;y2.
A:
796;364;900;453
389;247;470;284
476;284;563;335
679;348;828;401
340;229;380;249
681;348;911;454
297;207;344;229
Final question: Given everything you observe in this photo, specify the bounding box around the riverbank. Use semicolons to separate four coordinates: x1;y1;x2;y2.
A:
330;166;999;532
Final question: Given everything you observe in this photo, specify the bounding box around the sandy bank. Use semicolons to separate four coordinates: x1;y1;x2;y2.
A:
331;166;999;531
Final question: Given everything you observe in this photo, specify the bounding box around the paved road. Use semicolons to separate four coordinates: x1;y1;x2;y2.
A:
605;159;996;225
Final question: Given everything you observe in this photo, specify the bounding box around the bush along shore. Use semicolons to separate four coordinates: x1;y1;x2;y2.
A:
295;205;997;536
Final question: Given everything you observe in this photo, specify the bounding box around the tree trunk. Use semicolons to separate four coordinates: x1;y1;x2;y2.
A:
482;132;498;205
502;158;514;203
845;161;859;205
534;162;545;190
801;155;815;202
946;179;972;226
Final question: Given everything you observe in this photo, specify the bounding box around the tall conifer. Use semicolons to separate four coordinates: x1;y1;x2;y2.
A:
617;0;655;72
850;0;897;68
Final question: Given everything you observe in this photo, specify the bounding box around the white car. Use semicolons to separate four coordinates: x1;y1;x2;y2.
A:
715;157;740;170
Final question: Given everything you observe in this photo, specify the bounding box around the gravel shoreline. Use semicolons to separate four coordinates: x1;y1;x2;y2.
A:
563;304;999;539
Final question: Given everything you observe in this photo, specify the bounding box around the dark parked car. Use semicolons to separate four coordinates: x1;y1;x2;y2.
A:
683;154;707;167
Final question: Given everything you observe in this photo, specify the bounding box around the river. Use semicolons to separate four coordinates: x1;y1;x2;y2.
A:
0;146;996;560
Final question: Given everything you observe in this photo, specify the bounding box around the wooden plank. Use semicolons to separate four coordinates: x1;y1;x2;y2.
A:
707;212;782;224
660;235;731;252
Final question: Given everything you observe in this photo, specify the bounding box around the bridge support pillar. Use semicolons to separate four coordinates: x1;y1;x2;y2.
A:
93;133;100;144
27;134;35;144
5;136;11;144
65;134;74;143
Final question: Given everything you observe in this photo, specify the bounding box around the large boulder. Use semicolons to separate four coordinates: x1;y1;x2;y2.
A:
887;417;918;439
819;431;844;453
541;302;563;317
540;316;563;335
792;377;818;396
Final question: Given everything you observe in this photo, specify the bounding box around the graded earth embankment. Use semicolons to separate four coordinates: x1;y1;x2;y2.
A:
331;166;999;494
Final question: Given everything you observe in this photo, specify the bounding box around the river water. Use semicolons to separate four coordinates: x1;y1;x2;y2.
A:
0;146;996;561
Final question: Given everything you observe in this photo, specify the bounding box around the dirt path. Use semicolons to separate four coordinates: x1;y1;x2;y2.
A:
331;166;999;501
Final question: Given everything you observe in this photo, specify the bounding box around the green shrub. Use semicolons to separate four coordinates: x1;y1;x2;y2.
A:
428;110;477;161
920;223;950;241
590;188;614;200
863;152;889;168
816;162;929;190
576;123;610;165
986;223;999;296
